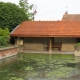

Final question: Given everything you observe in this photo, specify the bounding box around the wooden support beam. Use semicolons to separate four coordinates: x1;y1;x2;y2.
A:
49;37;52;52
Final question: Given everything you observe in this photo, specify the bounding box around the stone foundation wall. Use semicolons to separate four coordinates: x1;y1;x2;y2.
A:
23;37;48;51
54;38;76;51
75;51;80;56
0;55;17;67
19;37;76;51
0;46;18;59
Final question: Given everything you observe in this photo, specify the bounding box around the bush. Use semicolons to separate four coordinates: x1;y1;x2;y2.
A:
0;37;8;46
75;43;80;46
0;28;10;47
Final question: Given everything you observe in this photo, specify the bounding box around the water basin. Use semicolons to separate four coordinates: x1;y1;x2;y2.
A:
0;53;80;80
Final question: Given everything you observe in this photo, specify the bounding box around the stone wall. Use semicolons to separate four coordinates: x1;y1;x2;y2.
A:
19;37;76;51
75;51;80;56
23;37;49;51
0;55;17;67
0;46;18;59
54;38;76;51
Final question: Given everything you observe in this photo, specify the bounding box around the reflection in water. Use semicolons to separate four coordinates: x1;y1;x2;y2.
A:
0;53;80;80
75;56;80;62
0;55;17;67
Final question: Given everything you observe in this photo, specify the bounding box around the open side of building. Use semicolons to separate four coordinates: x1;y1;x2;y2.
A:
10;21;80;52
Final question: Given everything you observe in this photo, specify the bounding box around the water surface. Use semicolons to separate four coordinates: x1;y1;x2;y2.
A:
0;53;80;80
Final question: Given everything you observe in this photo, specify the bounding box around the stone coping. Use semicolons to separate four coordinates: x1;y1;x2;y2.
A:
0;46;18;51
23;50;75;54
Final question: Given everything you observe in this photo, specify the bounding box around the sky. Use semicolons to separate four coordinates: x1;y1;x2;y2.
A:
0;0;80;21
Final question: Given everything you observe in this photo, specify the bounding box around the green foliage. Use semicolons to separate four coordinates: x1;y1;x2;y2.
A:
75;43;80;46
0;37;7;46
0;28;10;47
3;28;10;38
19;0;33;20
0;28;3;36
0;2;29;31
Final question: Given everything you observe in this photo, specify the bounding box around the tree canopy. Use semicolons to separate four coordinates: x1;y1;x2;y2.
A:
19;0;33;20
0;2;31;31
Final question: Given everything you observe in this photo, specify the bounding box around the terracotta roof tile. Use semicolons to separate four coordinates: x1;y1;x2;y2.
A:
62;13;80;21
11;21;80;37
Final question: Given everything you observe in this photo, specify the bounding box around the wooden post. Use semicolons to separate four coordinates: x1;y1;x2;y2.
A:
49;37;52;52
16;37;20;46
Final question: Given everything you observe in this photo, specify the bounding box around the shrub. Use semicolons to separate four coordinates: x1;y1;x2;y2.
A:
75;43;80;46
0;28;10;47
0;37;8;46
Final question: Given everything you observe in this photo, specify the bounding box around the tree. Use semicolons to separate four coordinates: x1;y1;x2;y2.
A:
0;2;28;31
19;0;33;20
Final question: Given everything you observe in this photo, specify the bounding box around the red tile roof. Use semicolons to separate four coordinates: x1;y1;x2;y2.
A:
10;21;80;37
62;12;80;21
